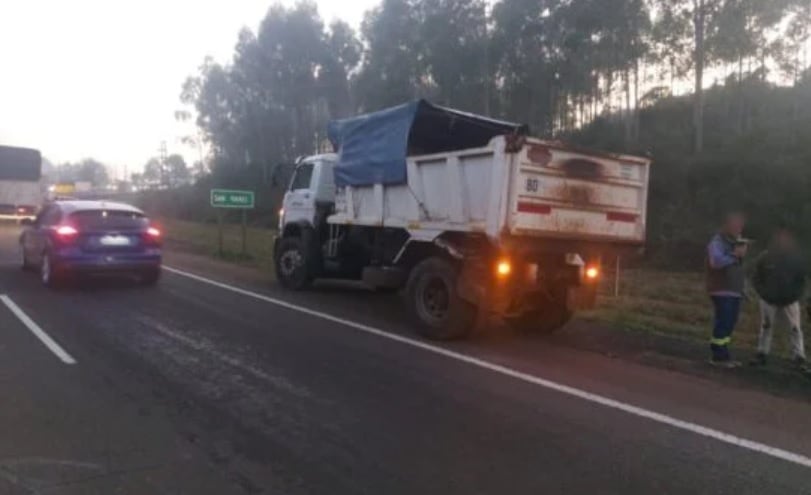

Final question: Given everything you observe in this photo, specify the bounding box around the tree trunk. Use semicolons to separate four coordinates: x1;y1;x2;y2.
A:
624;68;632;147
737;55;744;135
605;71;614;115
693;0;706;154
579;97;585;129
633;59;640;143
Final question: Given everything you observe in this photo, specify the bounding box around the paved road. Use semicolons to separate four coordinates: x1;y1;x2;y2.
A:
1;224;810;494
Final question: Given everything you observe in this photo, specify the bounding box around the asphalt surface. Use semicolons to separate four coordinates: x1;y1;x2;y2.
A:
1;224;810;494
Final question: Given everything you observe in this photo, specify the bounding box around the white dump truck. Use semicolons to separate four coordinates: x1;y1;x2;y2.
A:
275;101;651;339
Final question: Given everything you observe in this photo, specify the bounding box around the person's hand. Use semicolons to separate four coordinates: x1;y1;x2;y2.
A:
734;244;748;258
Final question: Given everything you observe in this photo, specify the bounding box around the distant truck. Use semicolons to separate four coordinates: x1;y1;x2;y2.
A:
275;100;651;340
51;181;92;200
0;145;43;221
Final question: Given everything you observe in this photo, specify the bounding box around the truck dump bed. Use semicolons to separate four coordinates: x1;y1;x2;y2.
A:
329;136;650;246
508;139;649;244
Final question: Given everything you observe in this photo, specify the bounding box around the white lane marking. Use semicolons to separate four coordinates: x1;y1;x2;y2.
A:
163;265;811;469
0;294;77;365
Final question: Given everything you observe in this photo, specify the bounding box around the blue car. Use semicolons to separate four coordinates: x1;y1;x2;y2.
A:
20;200;162;287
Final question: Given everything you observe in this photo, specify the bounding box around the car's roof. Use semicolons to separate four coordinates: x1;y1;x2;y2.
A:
52;200;144;215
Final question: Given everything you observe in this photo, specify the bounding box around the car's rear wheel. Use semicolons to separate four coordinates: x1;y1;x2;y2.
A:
20;245;33;272
140;268;161;286
40;252;66;289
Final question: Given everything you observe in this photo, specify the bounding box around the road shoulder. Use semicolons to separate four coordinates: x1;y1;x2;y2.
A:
164;248;811;402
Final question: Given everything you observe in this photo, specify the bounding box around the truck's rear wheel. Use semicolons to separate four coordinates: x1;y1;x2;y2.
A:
405;257;476;340
275;237;314;290
505;290;573;335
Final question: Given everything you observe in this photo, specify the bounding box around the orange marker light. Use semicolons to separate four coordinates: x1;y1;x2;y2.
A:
496;260;512;277
586;266;599;280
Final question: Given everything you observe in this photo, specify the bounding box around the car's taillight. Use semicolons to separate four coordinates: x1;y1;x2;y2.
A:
54;225;79;244
56;225;78;237
145;226;162;246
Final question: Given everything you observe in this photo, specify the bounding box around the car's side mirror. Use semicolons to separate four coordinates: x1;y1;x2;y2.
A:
19;218;33;226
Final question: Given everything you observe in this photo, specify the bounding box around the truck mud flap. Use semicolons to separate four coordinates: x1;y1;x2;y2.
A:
567;285;598;310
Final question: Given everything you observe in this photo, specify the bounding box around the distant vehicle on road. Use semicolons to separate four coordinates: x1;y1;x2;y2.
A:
275;100;651;340
49;181;92;201
19;200;162;287
0;145;43;222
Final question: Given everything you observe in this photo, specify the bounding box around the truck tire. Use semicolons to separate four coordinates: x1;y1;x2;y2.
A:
505;291;573;335
405;257;476;340
275;237;314;290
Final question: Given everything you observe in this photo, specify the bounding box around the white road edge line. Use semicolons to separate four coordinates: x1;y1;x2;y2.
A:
163;265;811;470
0;294;77;365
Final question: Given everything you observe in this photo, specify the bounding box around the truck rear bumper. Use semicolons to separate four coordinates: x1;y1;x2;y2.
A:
456;256;599;315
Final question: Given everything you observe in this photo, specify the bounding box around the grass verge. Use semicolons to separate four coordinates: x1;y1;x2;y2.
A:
583;268;806;355
157;218;276;275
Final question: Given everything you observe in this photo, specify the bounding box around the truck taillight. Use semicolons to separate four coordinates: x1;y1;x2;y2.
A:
496;259;512;277
585;266;599;280
147;227;161;237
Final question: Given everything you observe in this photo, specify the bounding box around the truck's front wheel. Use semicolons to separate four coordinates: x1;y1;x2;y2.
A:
405;257;476;340
275;237;314;290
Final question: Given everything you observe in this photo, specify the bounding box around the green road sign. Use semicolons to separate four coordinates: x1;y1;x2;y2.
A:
210;189;255;209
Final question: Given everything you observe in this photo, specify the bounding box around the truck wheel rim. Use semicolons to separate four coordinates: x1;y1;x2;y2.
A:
279;250;303;278
41;256;50;284
418;276;449;323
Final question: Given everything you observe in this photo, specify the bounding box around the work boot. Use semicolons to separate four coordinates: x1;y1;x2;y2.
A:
749;353;767;367
709;358;742;369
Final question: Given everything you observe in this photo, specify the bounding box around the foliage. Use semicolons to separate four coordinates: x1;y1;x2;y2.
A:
177;0;811;267
132;154;191;189
53;158;110;187
570;73;811;268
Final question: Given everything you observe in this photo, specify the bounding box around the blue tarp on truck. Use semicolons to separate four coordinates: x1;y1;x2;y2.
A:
327;100;526;187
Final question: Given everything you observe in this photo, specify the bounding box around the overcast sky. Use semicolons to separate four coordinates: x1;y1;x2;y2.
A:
0;0;378;177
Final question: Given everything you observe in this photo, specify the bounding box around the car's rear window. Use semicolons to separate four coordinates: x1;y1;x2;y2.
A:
69;209;148;230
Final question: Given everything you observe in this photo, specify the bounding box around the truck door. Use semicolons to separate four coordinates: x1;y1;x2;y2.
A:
283;162;316;227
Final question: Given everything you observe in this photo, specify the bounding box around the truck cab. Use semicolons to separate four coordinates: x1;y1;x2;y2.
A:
279;154;336;234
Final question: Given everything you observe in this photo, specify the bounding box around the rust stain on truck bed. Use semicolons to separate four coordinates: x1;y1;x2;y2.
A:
562;158;604;178
554;183;595;205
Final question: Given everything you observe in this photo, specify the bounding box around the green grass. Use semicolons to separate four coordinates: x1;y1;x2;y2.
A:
157;218;277;274
583;268;804;354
